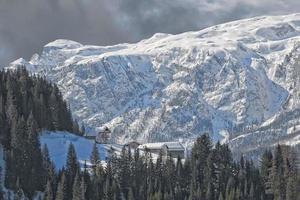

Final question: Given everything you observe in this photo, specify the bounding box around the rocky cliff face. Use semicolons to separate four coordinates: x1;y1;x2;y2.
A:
8;13;300;154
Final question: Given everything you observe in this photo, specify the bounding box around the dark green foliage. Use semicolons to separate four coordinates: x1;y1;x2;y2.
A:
260;149;273;200
90;143;100;165
66;143;80;200
42;144;57;190
44;180;54;200
72;173;85;200
82;134;288;200
0;68;79;139
271;145;286;200
3;123;300;200
0;68;81;198
55;172;67;200
14;178;25;200
5;132;300;200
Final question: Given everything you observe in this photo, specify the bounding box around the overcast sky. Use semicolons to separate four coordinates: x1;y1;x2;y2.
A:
1;0;300;66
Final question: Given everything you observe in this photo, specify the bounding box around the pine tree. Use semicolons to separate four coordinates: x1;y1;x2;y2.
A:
271;145;286;200
249;182;255;200
25;112;44;196
206;182;214;200
44;180;54;200
191;133;212;196
14;178;25;200
218;193;224;200
286;174;297;200
118;146;132;198
285;149;298;200
72;173;85;200
1;69;80;197
42;144;57;189
204;149;217;200
49;88;60;130
90;143;100;165
55;172;67;200
80;124;86;136
82;162;92;200
260;149;273;197
128;187;135;200
66;143;79;200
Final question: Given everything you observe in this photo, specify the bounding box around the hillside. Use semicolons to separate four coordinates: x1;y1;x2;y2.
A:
0;68;83;198
8;13;300;155
40;131;106;169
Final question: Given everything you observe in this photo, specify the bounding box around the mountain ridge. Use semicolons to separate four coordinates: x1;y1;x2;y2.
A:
7;13;300;154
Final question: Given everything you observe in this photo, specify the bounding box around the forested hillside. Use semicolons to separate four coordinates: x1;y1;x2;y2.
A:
0;67;83;198
0;68;299;200
42;134;299;200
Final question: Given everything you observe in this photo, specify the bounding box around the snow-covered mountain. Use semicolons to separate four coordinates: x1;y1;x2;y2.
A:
8;13;300;155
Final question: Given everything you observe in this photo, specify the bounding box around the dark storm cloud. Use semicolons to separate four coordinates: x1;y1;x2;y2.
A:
1;0;300;67
0;0;130;67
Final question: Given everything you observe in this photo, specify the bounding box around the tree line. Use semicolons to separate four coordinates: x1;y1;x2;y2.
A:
40;135;299;200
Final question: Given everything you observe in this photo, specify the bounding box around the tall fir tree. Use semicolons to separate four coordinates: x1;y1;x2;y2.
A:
72;173;85;200
66;143;79;200
260;149;273;199
271;145;286;200
44;180;54;200
90;143;100;165
55;172;67;200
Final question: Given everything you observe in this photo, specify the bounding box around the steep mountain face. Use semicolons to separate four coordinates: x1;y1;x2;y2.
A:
8;14;300;153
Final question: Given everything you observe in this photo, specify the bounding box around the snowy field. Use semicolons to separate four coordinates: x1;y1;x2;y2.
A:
40;131;112;169
40;131;187;169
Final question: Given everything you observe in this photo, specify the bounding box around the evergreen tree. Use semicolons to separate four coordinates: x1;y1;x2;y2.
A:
44;180;54;200
191;133;212;196
42;144;57;189
271;145;286;200
55;172;67;200
249;182;255;200
90;143;100;166
218;193;224;200
14;178;25;200
118;146;132;198
0;68;80;197
82;162;92;200
25;112;44;196
260;149;273;199
66;143;79;200
128;187;135;200
285;149;298;200
72;173;85;200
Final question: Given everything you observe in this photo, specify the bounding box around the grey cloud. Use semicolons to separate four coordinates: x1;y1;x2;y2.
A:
0;0;130;67
1;0;300;67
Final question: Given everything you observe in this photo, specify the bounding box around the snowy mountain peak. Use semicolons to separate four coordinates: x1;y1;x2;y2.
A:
44;39;83;50
7;13;300;154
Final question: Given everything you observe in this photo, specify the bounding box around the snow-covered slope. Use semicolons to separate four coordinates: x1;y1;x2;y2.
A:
40;131;112;169
8;13;300;154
